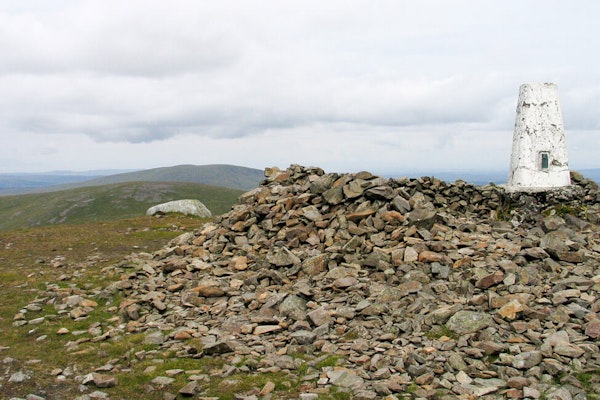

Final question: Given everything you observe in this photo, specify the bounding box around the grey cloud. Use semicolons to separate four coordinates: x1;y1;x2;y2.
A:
0;70;553;144
1;0;600;175
0;2;241;77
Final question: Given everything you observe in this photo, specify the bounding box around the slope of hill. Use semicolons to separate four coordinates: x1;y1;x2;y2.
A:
4;165;597;197
43;164;264;193
0;164;264;195
0;181;243;231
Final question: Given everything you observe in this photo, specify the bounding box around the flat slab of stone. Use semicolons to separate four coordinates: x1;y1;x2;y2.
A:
446;311;495;335
146;199;211;217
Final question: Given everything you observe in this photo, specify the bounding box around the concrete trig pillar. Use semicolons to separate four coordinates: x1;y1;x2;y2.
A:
507;83;571;191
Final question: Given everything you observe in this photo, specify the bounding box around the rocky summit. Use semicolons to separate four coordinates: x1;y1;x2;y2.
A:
15;165;600;399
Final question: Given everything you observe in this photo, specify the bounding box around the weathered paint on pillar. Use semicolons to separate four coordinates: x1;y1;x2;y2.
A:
507;83;571;191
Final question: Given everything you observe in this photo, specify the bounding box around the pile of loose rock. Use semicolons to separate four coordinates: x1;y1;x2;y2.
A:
16;165;600;399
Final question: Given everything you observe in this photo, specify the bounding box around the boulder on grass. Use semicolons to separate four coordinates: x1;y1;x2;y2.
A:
146;200;212;218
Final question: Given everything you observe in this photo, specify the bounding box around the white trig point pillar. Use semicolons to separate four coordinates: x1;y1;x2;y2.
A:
507;83;571;191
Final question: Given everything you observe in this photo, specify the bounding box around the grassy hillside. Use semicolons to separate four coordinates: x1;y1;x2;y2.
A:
0;181;243;231
37;164;265;193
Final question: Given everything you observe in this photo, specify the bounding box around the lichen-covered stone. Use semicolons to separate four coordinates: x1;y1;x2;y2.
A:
146;199;211;217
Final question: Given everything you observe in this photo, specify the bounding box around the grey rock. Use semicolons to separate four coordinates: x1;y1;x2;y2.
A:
365;185;395;200
406;207;438;229
203;340;234;355
446;352;468;371
327;368;364;389
322;185;344;205
391;195;411;213
143;331;165;345
8;370;30;383
26;395;46;400
299;394;319;400
25;393;46;400
307;307;332;327
343;180;364;199
290;330;317;344
146;199;212;217
267;247;300;267
512;351;543;369
178;380;198;396
545;387;573;400
278;294;307;321
446;311;494;335
92;373;117;388
151;376;175;386
309;173;337;194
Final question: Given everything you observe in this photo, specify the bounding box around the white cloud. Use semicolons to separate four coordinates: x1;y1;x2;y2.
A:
1;0;600;173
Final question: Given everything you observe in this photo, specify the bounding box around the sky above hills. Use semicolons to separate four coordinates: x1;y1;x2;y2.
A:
1;1;599;176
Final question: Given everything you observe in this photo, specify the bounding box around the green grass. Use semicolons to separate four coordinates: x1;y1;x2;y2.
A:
0;214;209;399
543;204;587;218
575;371;600;400
424;325;459;340
0;181;242;230
319;387;352;400
315;355;342;369
0;214;323;400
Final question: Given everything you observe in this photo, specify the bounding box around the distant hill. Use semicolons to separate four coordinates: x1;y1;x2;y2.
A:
46;164;265;192
0;173;99;195
2;164;597;197
0;164;264;195
381;169;599;186
0;181;243;231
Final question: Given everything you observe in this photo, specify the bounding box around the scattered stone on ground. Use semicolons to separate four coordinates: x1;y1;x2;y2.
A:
8;165;600;399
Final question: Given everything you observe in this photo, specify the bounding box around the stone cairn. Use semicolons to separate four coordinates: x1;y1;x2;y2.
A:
18;165;600;399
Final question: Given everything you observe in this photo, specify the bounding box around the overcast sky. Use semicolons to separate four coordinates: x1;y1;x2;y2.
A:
1;1;599;176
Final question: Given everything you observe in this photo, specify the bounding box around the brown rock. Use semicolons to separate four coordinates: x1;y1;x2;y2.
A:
79;299;98;308
476;271;505;289
333;277;359;289
346;208;377;221
555;250;585;263
507;376;529;389
192;285;225;298
553;343;585;358
92;373;117;388
167;283;184;292
307;307;332;327
585;320;600;338
498;299;526;320
173;330;192;340
418;251;443;263
453;257;472;269
178;380;198;396
505;388;524;398
404;247;419;262
231;256;249;270
203;340;234;355
259;381;276;396
381;210;405;224
253;325;282;335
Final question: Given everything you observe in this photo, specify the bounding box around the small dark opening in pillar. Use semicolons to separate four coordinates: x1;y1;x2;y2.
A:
540;152;549;170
